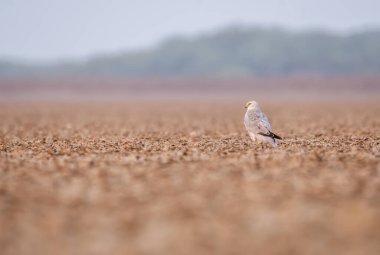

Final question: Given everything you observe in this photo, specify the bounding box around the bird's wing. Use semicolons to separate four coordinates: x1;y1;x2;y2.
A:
245;108;270;132
258;129;282;140
260;112;272;131
245;109;282;140
257;120;282;140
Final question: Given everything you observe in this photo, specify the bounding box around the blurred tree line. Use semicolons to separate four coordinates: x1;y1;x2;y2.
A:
1;26;380;76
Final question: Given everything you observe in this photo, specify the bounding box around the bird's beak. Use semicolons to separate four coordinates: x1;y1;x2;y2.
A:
244;105;248;108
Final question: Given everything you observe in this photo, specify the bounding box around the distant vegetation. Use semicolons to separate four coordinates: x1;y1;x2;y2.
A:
2;26;380;76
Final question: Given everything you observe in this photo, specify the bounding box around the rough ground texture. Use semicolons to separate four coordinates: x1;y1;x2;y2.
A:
0;100;380;255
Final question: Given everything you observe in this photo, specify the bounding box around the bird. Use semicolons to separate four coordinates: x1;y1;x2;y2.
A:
244;100;282;146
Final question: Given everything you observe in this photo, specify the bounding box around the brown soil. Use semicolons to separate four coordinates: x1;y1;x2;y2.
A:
1;99;380;255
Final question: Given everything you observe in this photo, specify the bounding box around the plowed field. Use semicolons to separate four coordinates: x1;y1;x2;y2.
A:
1;99;379;255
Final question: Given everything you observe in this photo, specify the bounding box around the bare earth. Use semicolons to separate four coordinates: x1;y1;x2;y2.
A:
0;99;380;255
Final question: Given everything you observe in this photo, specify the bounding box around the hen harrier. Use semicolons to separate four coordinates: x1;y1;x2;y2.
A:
244;100;282;146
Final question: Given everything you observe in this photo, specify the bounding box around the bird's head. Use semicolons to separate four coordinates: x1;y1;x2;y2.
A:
245;100;259;109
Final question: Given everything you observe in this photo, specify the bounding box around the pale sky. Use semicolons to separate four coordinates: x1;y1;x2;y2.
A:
0;0;379;62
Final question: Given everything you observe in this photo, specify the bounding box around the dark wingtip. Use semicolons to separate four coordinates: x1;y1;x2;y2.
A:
272;133;282;140
258;131;282;140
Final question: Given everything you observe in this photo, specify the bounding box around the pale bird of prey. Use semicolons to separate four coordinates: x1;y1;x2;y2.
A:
244;100;282;146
